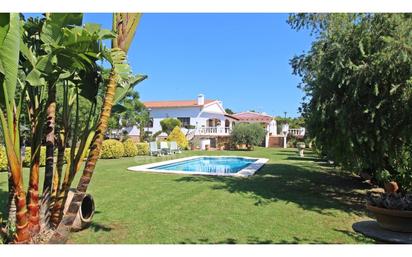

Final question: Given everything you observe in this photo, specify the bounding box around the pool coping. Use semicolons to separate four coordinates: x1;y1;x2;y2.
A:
127;155;269;177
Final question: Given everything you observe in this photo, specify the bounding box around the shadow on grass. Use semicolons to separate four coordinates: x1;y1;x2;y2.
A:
287;156;323;162
175;161;370;216
179;236;332;244
88;222;113;232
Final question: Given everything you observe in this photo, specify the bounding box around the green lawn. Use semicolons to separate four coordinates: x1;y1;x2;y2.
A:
0;148;373;243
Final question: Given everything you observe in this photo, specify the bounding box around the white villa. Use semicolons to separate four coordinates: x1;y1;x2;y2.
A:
119;94;305;149
140;94;279;149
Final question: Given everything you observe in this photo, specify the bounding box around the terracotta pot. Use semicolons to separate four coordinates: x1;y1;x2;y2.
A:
63;189;95;232
366;204;412;232
384;181;399;193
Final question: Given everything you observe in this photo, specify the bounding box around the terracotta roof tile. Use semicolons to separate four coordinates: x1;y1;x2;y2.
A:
143;99;215;108
232;112;273;123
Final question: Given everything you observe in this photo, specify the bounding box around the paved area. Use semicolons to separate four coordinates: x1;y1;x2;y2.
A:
353;220;412;244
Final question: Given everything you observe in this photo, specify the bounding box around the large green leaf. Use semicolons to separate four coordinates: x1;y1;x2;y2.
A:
0;13;20;104
41;13;83;45
26;68;46;86
113;74;147;104
0;14;10;51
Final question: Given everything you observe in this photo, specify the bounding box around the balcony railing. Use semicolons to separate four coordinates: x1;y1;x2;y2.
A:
195;127;232;136
288;128;306;137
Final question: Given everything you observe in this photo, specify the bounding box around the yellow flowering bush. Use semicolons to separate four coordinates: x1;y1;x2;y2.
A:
101;139;125;159
0;147;7;172
136;143;149;155
122;139;138;157
167;126;188;150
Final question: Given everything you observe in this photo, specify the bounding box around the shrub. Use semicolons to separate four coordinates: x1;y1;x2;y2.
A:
0;146;7;172
167;126;188;150
23;146;46;167
230;123;266;150
123;139;138;157
101;139;125;159
136;142;149;155
64;148;74;163
160;118;181;135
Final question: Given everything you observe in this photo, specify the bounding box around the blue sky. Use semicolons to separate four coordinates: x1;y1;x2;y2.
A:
29;13;313;117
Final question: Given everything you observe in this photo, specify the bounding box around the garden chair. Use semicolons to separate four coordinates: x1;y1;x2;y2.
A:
149;141;161;156
160;141;171;155
170;141;182;154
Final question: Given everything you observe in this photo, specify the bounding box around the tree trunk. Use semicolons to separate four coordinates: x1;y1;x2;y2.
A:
7;167;16;228
49;132;65;227
43;85;56;202
4;137;30;243
27;145;40;235
49;72;118;243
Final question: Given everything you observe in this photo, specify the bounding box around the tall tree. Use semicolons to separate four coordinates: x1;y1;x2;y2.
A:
0;13;30;243
49;13;143;243
290;13;412;192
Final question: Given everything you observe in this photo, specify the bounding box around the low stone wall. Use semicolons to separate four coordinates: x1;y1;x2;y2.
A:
268;136;284;148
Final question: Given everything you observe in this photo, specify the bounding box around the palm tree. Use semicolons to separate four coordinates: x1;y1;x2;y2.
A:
49;13;143;243
0;13;30;243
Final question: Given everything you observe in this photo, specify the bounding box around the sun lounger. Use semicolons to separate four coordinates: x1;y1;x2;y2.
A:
170;141;181;154
160;141;171;155
149;141;161;156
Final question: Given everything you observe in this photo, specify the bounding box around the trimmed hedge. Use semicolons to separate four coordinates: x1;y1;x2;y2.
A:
64;148;90;163
23;146;47;167
123;139;138;157
136;143;149;155
0;146;7;172
1;146;48;171
101;139;125;159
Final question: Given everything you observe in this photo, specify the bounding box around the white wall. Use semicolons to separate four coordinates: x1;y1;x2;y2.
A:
148;106;201;133
146;101;233;134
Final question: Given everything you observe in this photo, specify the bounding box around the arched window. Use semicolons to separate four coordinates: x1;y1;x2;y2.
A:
207;118;221;127
225;119;230;128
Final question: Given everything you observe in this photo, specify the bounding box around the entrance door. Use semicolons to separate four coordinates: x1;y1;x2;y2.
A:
210;138;217;148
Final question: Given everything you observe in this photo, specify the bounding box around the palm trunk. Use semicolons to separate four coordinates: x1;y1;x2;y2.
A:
49;132;65;227
15;186;30;243
27;145;40;234
7;167;16;228
2;123;30;243
7;148;29;243
50;162;71;228
43;85;56;205
41;85;57;229
49;71;117;243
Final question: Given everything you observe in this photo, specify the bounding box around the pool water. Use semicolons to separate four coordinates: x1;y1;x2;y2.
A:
150;157;258;174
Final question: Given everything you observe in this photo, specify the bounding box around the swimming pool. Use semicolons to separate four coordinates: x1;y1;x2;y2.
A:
128;156;268;177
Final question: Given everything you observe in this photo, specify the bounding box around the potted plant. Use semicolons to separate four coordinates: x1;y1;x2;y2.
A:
366;169;412;232
296;142;306;157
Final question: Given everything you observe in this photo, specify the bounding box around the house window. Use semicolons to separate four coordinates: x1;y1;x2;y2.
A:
177;117;190;128
225;119;230;128
147;118;153;128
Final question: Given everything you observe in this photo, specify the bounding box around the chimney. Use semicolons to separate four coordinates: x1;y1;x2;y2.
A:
197;94;205;105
